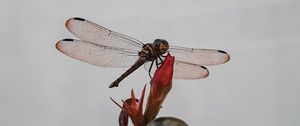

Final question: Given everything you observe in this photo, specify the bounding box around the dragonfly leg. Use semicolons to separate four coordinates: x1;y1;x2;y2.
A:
148;60;154;79
158;56;163;64
155;58;159;68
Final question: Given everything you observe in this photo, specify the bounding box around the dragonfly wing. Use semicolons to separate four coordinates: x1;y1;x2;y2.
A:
65;17;143;52
173;61;209;79
144;60;209;79
56;39;139;68
168;46;230;66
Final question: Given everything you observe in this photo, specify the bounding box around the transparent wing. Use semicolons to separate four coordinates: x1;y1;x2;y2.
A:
168;46;230;66
144;60;209;79
65;17;144;52
56;39;139;68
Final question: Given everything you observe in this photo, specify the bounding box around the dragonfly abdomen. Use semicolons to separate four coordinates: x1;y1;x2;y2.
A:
109;58;147;88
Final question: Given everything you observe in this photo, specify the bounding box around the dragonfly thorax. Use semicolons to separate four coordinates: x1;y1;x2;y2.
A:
139;39;168;62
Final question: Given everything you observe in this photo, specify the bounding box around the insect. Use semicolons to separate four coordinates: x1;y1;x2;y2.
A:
56;17;230;88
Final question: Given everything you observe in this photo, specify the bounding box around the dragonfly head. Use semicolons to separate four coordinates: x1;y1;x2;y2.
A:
154;39;169;54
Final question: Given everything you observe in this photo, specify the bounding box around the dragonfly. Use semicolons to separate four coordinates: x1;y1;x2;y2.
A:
56;17;230;88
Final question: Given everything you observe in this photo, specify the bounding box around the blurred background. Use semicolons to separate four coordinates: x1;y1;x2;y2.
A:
1;0;300;126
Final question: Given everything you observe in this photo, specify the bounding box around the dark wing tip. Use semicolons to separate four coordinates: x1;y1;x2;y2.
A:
65;17;85;30
217;50;227;54
218;50;230;63
62;38;74;41
73;17;85;21
201;66;207;70
55;39;74;52
201;66;209;78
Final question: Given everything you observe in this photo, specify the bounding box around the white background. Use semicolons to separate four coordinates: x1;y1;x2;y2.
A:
1;0;300;126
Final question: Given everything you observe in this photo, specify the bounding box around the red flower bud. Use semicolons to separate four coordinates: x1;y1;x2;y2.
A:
144;53;175;123
111;53;175;126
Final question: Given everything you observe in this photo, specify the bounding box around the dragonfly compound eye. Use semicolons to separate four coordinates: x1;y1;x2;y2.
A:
154;39;169;54
159;42;169;54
